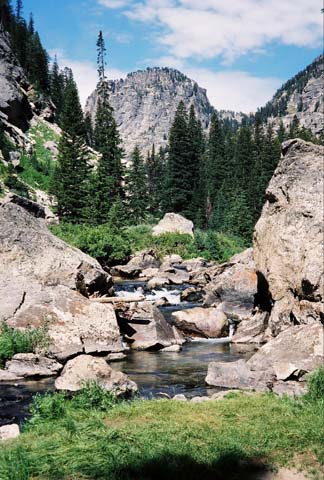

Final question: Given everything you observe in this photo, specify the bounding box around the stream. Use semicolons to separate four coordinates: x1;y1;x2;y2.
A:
0;280;255;426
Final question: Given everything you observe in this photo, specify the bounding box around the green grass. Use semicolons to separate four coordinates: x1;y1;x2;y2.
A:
18;120;59;192
0;388;323;480
0;321;50;367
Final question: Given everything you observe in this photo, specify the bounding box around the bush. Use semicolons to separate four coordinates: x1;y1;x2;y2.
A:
0;321;49;367
50;223;132;265
71;382;118;411
307;367;324;401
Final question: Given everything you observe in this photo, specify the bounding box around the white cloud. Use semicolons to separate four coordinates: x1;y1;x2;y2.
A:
98;0;130;9
124;0;322;62
182;68;282;113
50;50;127;107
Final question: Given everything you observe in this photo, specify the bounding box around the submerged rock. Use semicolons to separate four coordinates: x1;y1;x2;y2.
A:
172;306;228;338
152;213;194;237
116;301;184;350
253;139;324;336
55;355;137;396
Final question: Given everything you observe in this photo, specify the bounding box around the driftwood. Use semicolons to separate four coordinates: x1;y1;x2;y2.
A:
91;295;145;304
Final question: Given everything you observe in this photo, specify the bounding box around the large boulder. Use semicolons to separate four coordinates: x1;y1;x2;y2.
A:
247;323;324;379
112;249;160;279
116;301;184;350
171;307;228;338
205;359;272;392
0;203;124;361
55;355;137;397
152;213;194;237
203;248;257;322
253;139;324;336
231;312;269;344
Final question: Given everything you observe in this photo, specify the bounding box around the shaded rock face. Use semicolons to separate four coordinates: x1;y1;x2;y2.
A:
55;355;138;397
253;139;324;336
152;213;194;237
0;31;32;131
203;248;257;322
116;301;184;350
171;307;228;338
0;203;123;361
86;67;213;156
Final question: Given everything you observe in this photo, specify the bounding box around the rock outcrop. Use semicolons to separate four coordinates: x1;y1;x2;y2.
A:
0;202;124;361
86;67;213;156
253;139;324;336
152;213;194;237
5;354;63;378
55;355;137;396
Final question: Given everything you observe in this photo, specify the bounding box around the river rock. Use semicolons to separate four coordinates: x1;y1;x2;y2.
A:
0;424;20;442
205;359;272;391
247;323;324;379
55;355;137;396
231;311;269;344
272;381;307;397
253;139;324;336
112;250;160;278
203;248;257;322
0;369;22;382
172;307;228;338
160;254;183;270
160;344;182;353
116;301;184;350
5;354;62;378
182;258;207;272
191;396;210;403
0;203;123;361
180;287;203;303
106;353;127;362
147;269;190;289
152;213;194;237
139;267;160;279
147;276;170;289
173;394;187;401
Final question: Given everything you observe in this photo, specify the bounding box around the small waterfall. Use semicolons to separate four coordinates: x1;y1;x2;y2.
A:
229;319;236;339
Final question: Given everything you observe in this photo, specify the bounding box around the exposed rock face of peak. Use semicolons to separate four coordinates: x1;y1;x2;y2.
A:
85;67;213;156
253;138;324;337
260;55;324;136
0;30;32;132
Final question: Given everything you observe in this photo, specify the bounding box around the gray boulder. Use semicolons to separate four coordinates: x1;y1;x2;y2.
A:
247;323;324;379
55;355;137;396
205;359;272;391
116;301;184;350
172;307;228;338
203;248;257;322
253;139;324;336
0;424;20;442
152;213;194;237
5;354;62;378
232;311;269;344
0;203;124;362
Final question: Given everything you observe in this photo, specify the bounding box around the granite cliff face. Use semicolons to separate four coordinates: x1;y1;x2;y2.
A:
261;55;324;136
253;139;324;337
85;67;214;156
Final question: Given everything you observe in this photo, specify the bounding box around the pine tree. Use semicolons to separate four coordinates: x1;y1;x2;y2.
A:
288;115;300;138
92;31;124;224
27;31;49;92
84;112;94;147
126;145;148;223
167;101;192;215
187;105;205;221
0;0;13;30
49;56;65;123
50;75;90;223
146;144;162;213
277;120;286;143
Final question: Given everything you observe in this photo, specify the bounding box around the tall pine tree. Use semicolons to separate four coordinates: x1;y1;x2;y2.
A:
126;145;148;223
92;30;124;224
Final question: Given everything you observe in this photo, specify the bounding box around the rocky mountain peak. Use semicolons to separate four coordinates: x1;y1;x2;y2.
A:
85;67;214;156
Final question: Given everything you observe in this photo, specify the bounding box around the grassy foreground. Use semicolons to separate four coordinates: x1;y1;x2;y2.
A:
0;389;323;480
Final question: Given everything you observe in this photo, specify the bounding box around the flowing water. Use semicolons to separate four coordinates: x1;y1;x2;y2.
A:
0;280;254;425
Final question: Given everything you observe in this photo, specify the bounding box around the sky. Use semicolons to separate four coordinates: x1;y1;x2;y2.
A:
22;0;323;112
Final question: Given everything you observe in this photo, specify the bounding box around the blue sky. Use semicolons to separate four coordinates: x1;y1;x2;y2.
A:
23;0;323;112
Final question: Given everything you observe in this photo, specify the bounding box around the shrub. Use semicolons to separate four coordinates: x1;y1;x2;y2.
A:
307;367;324;401
50;223;132;265
28;392;67;424
71;382;118;411
0;321;49;367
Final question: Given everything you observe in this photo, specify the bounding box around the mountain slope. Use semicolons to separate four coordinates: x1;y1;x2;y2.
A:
86;67;215;156
258;55;323;135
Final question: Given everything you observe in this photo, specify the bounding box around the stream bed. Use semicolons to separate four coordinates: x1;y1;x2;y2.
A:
0;281;255;426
